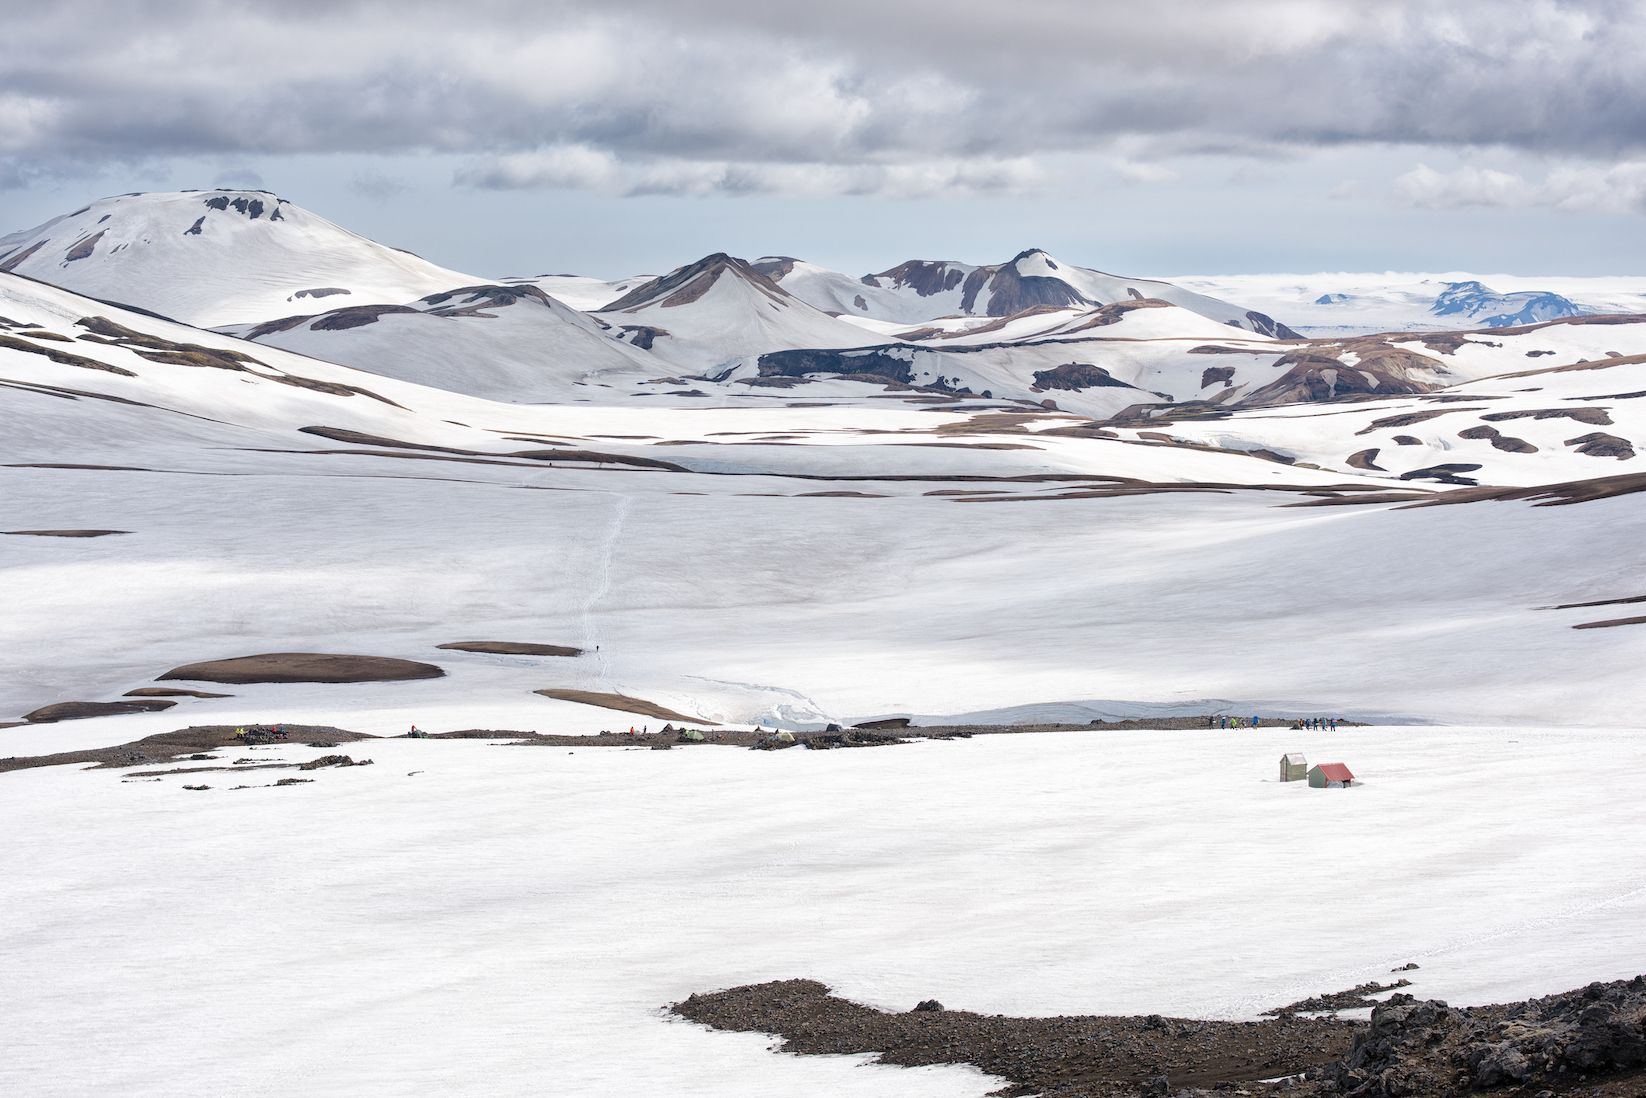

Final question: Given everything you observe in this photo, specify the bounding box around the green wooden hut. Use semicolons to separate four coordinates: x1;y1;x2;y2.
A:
1279;753;1308;782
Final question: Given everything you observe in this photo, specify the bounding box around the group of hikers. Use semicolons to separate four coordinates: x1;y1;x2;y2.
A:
234;724;287;743
1207;715;1342;731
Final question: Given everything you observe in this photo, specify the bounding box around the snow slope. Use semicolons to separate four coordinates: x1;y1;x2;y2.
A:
506;272;657;312
706;301;1290;417
227;282;661;402
1174;272;1646;337
759;250;1298;336
592;253;885;372
6;272;1646;739
3;725;1644;1098
0;190;477;327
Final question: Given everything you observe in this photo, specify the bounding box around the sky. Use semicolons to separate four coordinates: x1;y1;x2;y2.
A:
3;0;1646;278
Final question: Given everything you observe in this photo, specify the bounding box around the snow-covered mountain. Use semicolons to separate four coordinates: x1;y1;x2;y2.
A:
755;249;1300;338
1176;273;1646;337
703;300;1297;418
228;282;660;402
0;190;476;327
1430;280;1586;328
592;252;884;371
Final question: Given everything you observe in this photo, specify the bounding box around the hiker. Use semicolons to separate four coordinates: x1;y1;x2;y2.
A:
1206;715;1216;729
1252;715;1260;729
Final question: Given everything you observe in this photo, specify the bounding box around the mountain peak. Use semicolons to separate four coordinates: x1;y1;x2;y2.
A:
0;189;475;327
599;252;791;312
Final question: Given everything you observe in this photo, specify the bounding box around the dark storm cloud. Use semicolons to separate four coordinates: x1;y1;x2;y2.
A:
2;0;1642;195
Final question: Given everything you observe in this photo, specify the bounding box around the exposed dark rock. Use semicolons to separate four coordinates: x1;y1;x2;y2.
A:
1032;362;1135;391
159;653;445;685
437;641;582;657
1457;425;1539;453
756;348;914;384
1347;448;1385;471
863;259;966;298
1357;408;1484;435
298;754;372;770
1482;406;1612;426
64;230;106;262
309;305;420;331
1565;432;1636;459
22;699;176;723
1398;463;1484;485
0;333;136;376
1201;366;1236;389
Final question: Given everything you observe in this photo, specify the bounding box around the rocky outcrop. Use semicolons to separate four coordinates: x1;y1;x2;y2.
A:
1566;432;1636;459
1326;978;1646;1097
1031;362;1136;391
755;347;914;384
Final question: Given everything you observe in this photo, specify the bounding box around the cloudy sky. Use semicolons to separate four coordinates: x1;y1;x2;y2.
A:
4;0;1644;277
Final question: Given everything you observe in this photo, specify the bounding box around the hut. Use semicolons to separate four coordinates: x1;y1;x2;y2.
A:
1307;762;1355;788
1279;753;1308;782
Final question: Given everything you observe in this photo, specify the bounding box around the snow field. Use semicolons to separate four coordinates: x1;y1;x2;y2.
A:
3;724;1643;1097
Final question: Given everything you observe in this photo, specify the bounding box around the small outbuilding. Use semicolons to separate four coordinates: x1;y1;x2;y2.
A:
1308;762;1355;788
1280;753;1308;782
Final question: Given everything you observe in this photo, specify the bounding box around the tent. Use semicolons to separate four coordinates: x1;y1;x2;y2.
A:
1279;753;1307;782
678;728;706;742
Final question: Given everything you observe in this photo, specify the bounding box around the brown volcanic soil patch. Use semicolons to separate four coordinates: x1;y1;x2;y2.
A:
672;979;1354;1096
1347;448;1384;471
1566;431;1636;459
1;724;372;775
1544;593;1646;611
22;699;176;723
159;653;445;685
438;641;582;657
3;529;129;538
1402;471;1646;508
1574;615;1646;630
1356;407;1487;435
298;426;481;455
124;687;232;698
534;689;703;723
1483;406;1613;426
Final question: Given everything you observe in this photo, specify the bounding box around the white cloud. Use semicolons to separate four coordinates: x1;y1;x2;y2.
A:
1114;160;1179;185
1395;161;1646;214
456;149;1041;198
4;1;1646;199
